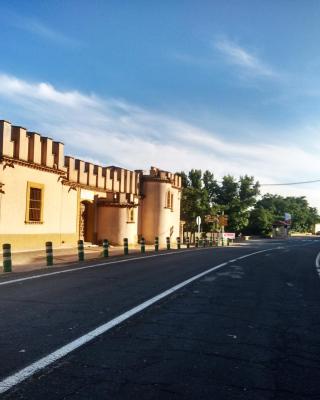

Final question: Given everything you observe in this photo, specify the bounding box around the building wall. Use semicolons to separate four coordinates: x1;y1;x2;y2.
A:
97;205;138;245
0;163;78;249
0;119;182;251
140;180;181;246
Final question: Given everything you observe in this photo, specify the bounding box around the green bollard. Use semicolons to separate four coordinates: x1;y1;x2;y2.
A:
209;239;213;247
155;236;159;252
186;237;190;249
78;240;84;261
103;239;109;257
177;237;181;249
203;238;206;248
124;238;129;255
195;237;199;248
166;236;170;250
141;237;145;253
3;243;12;273
45;241;53;266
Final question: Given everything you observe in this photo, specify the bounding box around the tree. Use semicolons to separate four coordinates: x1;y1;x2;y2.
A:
180;170;260;234
247;194;320;235
180;170;211;233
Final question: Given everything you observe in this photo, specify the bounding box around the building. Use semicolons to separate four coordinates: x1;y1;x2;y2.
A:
0;119;181;250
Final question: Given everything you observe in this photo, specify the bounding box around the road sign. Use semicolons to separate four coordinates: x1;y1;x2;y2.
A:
205;215;215;223
218;215;228;226
196;216;201;226
223;232;235;240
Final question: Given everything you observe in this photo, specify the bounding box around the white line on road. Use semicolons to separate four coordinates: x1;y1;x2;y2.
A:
0;248;210;287
315;252;320;277
0;247;273;394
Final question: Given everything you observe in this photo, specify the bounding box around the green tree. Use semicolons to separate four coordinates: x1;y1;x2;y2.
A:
180;170;260;234
247;194;320;234
180;169;211;233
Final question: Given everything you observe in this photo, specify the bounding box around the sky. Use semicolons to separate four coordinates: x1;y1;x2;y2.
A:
1;0;320;207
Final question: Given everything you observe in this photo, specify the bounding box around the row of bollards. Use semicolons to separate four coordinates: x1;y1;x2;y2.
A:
1;236;228;272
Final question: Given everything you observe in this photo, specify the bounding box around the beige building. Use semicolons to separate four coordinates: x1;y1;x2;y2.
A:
0;119;181;250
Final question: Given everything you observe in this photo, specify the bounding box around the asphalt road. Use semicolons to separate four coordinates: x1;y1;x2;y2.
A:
1;239;320;399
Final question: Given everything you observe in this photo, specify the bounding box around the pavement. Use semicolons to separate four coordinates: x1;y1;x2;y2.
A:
1;238;320;399
0;243;187;273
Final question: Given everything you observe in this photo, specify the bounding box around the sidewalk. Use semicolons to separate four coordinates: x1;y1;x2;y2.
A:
0;243;187;274
0;241;243;275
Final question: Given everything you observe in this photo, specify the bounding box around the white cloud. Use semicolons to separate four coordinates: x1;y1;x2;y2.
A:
6;12;80;46
214;38;277;78
0;73;319;208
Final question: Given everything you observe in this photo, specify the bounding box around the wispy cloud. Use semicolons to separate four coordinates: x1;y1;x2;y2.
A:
6;12;80;46
214;38;277;78
0;73;319;207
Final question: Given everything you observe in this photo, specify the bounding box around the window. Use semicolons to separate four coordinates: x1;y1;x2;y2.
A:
127;207;135;223
165;190;174;210
26;182;44;223
166;191;171;208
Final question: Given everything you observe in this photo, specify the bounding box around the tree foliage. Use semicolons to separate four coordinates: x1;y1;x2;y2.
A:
180;170;260;233
180;171;319;235
248;194;320;234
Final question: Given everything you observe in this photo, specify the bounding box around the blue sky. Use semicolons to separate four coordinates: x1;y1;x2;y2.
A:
1;1;320;206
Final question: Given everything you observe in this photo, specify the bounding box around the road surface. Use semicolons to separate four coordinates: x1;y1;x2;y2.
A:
1;238;320;399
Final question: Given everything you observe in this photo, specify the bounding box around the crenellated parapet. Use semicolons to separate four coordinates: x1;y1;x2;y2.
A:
0;119;180;200
140;166;182;189
63;159;140;196
0;120;66;174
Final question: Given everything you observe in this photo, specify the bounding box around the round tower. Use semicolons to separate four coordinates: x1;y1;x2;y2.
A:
140;168;181;246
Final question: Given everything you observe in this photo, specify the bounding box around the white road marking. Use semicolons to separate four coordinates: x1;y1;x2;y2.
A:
0;247;274;394
0;248;211;287
1;241;315;287
315;252;320;278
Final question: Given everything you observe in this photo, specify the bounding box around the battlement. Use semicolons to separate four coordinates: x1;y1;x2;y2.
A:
64;158;140;195
0;119;180;195
142;166;182;188
0;120;65;171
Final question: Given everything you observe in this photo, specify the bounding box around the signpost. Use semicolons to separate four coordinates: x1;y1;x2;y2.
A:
196;216;201;235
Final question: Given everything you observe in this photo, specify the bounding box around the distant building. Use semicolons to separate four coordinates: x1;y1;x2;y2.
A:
0;120;181;250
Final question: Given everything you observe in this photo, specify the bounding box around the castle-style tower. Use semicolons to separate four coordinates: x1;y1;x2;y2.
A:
139;167;182;246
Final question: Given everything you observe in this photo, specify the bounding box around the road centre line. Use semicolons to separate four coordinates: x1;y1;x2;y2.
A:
0;247;275;394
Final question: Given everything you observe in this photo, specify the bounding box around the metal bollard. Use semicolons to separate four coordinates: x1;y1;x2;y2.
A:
45;241;53;266
3;243;12;273
195;237;199;248
177;237;181;250
186;237;190;249
141;237;145;253
155;236;159;252
124;238;129;255
203;238;206;248
209;239;213;247
166;236;170;250
78;240;84;261
103;239;109;257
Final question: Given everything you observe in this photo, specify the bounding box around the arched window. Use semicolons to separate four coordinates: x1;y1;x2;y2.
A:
127;208;135;223
166;191;171;208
